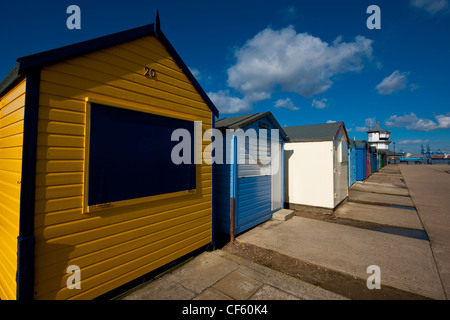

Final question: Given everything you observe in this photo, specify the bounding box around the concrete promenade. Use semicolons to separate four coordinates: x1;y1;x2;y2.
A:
236;164;449;299
399;164;450;298
119;164;449;300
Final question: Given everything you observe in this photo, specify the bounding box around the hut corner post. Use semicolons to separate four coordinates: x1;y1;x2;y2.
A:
17;68;40;300
230;197;235;242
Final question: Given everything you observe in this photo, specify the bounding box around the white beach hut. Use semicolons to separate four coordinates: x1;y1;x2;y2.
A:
284;122;350;214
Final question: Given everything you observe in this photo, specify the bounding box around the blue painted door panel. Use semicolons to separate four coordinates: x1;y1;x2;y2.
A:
348;147;356;187
355;148;366;181
236;175;272;234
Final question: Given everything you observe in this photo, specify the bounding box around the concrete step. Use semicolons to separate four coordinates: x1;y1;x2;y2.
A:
335;202;423;230
272;209;294;221
349;190;415;208
351;181;410;196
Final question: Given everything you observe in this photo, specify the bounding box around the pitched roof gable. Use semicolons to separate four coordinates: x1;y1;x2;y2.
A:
215;112;288;140
367;121;390;133
284;122;349;143
0;17;219;117
355;140;368;148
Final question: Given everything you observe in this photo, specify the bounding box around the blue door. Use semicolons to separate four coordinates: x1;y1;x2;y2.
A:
348;146;356;186
236;175;272;234
355;148;366;181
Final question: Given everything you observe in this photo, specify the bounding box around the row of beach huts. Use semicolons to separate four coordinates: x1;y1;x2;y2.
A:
0;21;387;300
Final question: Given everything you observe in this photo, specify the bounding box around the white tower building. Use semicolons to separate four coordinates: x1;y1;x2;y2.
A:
367;121;391;150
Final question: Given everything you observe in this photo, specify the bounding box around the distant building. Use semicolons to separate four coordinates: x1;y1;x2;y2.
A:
367;121;391;150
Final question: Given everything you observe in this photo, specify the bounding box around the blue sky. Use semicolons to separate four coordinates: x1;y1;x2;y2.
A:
1;0;449;154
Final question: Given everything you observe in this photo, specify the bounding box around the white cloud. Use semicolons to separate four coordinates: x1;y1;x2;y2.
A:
398;139;430;145
376;70;408;95
280;5;297;20
435;114;450;128
227;26;373;99
385;113;450;131
189;67;201;80
274;98;299;111
354;117;377;132
409;83;420;92
411;0;449;14
207;90;252;115
208;26;372;114
326;120;337;123
312;98;328;109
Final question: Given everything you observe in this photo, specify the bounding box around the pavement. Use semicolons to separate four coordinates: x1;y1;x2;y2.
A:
118;164;450;300
237;215;443;299
119;249;347;300
399;164;450;299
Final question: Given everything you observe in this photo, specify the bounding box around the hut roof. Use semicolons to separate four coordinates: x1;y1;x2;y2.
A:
215;112;288;140
284;122;349;143
0;17;219;117
355;140;368;148
367;121;391;134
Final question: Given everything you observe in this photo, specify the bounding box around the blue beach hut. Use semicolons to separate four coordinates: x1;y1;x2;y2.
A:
370;146;378;174
348;139;357;187
213;112;288;236
355;140;368;181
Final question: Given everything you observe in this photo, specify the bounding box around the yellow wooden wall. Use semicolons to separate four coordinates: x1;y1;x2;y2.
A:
0;78;26;300
34;35;213;299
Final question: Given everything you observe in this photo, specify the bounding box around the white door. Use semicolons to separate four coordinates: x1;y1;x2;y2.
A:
271;140;282;211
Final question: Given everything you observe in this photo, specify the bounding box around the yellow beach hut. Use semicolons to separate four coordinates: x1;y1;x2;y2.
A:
0;15;218;300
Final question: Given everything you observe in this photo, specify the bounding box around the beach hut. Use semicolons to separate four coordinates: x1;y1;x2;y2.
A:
377;150;384;170
355;140;368;181
370;146;378;174
284;122;349;214
378;150;388;169
213;112;288;236
0;17;219;300
348;139;357;187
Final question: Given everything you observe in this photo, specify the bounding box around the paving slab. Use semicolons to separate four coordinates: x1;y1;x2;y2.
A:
219;252;346;300
431;244;450;297
335;202;423;230
349;190;415;207
399;164;450;298
119;250;347;300
372;172;404;178
399;165;450;247
237;216;445;299
378;167;401;174
193;287;233;300
250;285;300;300
164;250;240;294
364;166;407;188
122;277;196;300
351;182;409;196
212;270;263;300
